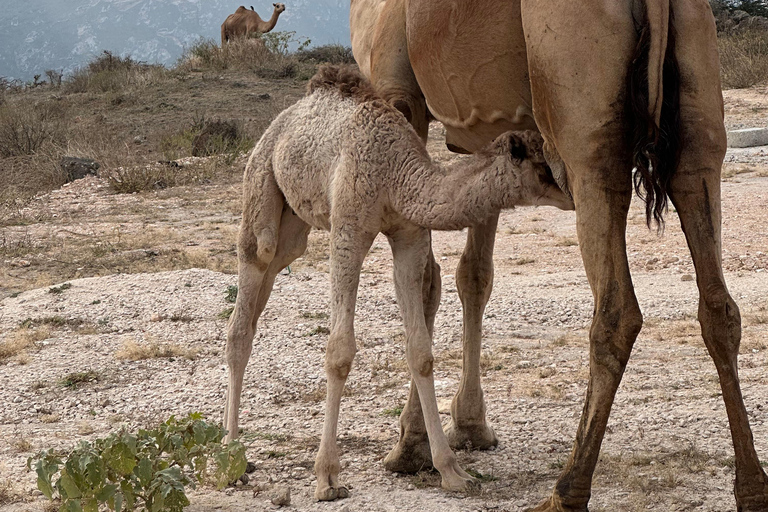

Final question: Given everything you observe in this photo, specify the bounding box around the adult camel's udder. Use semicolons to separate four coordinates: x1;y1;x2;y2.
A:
406;0;539;153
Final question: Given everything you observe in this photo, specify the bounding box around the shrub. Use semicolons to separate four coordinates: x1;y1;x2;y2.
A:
29;413;246;512
711;0;768;18
65;51;167;94
191;120;249;157
295;44;355;65
719;27;768;88
177;35;317;79
0;99;68;157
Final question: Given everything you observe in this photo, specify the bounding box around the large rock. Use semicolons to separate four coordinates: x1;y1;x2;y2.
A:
60;156;100;182
727;128;768;148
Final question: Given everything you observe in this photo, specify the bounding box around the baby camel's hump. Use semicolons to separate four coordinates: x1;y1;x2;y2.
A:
271;93;360;231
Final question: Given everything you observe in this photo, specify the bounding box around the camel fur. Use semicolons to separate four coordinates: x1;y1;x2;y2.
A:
352;0;768;510
221;3;285;45
223;64;573;501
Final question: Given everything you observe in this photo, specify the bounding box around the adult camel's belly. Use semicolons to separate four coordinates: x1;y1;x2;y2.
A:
406;0;537;153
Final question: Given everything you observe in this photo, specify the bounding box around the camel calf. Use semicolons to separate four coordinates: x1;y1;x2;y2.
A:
223;65;574;500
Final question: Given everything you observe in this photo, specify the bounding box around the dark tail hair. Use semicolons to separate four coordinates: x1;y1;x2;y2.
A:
627;2;680;230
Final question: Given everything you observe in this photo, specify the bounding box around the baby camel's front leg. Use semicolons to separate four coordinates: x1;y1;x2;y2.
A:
387;225;478;492
314;223;376;501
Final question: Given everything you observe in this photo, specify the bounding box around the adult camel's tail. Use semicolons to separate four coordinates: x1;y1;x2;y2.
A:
627;0;680;229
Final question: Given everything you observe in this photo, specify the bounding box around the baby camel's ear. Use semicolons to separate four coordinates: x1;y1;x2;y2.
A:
506;132;528;161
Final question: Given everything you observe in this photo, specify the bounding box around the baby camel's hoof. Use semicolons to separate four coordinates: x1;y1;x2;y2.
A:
441;475;480;494
314;485;349;501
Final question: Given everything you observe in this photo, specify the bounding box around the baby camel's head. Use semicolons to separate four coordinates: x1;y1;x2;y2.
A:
491;130;574;211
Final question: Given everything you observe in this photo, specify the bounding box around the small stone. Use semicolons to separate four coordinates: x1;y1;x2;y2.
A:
246;461;257;474
681;274;694;282
150;313;164;322
270;486;291;506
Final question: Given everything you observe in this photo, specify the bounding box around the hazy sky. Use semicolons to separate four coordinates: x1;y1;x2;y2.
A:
0;0;351;80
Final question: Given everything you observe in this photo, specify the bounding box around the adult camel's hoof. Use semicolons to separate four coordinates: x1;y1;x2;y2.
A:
444;419;498;451
524;497;587;512
382;435;433;473
314;485;349;501
738;493;768;512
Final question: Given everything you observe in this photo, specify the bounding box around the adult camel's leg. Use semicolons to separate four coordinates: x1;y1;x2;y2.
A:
445;214;500;450
224;201;311;441
369;0;430;140
667;2;768;509
314;222;376;501
522;2;642;509
384;243;441;473
388;225;476;491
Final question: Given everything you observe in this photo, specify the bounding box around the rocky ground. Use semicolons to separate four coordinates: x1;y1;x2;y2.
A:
1;88;768;512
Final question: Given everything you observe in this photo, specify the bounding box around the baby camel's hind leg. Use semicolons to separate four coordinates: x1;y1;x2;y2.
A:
224;202;310;442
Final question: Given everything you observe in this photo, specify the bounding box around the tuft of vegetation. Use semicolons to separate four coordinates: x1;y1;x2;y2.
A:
0;326;49;364
115;340;198;361
48;282;72;294
295;44;355;65
60;370;99;389
381;405;404;417
224;285;238;303
28;413;246;512
218;306;235;320
719;27;768;88
711;0;768;18
177;33;322;80
65;51;167;94
0;100;68;158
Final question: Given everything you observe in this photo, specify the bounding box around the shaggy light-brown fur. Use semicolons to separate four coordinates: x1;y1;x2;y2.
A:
223;65;572;501
353;1;768;510
221;3;285;45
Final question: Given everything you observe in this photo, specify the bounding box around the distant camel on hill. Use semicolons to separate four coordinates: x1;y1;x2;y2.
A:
221;3;286;45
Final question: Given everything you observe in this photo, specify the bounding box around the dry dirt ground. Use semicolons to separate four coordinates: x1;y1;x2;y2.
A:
1;88;768;512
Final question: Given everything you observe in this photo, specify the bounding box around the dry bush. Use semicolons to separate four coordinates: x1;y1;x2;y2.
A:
295;44;355;65
177;36;315;79
115;339;198;361
0;479;25;505
0;326;49;364
64;51;167;94
0;99;68;157
719;27;768;88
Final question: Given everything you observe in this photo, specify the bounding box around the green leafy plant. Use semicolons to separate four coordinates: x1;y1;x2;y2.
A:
259;31;311;56
224;285;238;304
28;413;246;512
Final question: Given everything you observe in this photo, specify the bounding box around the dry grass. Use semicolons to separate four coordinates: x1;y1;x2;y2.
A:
115;339;199;361
719;28;768;89
0;479;25;505
65;51;168;94
0;325;50;364
177;36;315;80
594;444;720;511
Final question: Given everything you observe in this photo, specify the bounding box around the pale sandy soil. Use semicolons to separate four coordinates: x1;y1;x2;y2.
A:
1;88;768;512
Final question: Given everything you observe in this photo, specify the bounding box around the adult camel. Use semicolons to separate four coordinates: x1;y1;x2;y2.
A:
221;3;286;45
352;0;768;510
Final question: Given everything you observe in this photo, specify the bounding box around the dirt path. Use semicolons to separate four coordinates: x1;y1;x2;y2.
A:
2;91;768;511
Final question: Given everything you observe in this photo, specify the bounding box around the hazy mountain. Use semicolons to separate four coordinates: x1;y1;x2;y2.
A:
0;0;351;81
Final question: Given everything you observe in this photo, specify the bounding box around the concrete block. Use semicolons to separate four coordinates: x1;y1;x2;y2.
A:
727;127;768;148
